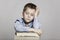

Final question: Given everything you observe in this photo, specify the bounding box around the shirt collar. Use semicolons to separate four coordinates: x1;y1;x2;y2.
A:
22;18;33;27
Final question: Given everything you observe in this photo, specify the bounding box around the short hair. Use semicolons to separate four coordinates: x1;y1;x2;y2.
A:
23;3;37;12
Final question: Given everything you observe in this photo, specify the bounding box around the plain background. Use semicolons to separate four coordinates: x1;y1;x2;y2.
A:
0;0;60;40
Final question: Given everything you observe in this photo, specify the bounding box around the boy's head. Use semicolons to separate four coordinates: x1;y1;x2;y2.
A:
22;3;37;23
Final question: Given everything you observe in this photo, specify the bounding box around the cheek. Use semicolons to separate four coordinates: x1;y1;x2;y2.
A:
30;16;34;20
25;14;28;18
23;13;27;18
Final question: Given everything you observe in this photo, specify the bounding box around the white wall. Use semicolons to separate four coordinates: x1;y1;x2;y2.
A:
0;0;60;40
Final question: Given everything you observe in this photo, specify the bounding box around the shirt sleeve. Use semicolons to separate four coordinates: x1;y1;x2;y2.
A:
14;20;30;32
33;17;41;29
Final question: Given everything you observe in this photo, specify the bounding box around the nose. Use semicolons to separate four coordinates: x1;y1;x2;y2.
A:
28;15;31;18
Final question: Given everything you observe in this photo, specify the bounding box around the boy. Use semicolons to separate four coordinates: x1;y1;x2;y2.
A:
14;3;42;35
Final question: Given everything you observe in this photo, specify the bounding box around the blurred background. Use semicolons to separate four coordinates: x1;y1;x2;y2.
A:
0;0;60;40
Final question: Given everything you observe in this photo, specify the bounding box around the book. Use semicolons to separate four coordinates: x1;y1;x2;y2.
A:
15;31;39;37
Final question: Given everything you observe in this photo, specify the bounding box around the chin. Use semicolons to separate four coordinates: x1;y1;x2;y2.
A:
26;20;31;22
26;21;30;23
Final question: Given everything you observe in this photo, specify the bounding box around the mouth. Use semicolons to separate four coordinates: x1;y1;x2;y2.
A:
26;18;30;21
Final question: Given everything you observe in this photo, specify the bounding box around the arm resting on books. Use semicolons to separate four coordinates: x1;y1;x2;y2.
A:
14;21;30;31
28;28;42;36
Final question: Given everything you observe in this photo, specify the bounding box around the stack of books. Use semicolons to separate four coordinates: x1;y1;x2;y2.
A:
15;31;39;37
14;31;40;40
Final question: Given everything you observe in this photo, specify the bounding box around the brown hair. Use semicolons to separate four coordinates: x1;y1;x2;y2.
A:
23;3;37;12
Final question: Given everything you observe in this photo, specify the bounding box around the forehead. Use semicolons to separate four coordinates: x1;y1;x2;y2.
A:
25;7;36;14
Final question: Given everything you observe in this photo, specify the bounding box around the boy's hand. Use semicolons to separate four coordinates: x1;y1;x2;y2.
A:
34;7;40;18
29;28;42;36
34;29;42;36
29;28;35;32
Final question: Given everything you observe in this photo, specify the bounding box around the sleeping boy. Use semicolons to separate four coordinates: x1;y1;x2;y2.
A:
14;3;42;35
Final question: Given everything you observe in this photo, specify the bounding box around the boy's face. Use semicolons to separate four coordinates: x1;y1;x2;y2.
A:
23;7;36;23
